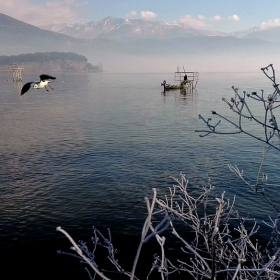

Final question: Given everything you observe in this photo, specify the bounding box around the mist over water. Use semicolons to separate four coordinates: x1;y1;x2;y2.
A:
0;71;279;279
86;52;280;73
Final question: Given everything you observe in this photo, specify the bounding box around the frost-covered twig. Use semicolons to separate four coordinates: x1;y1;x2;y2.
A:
197;64;280;213
196;64;280;151
56;226;111;280
57;174;280;279
130;188;170;279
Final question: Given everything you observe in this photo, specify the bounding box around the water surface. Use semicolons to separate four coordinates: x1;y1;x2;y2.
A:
0;71;278;279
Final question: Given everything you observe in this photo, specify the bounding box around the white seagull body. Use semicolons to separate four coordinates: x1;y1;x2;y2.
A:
21;74;56;95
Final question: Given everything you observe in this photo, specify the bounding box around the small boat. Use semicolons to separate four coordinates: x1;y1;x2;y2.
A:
161;79;192;91
161;68;199;93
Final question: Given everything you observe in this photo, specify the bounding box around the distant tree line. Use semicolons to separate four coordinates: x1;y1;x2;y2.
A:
0;52;88;64
86;62;103;72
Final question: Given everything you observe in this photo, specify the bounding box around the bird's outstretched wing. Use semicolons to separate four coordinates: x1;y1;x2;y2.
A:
40;74;56;81
21;82;34;95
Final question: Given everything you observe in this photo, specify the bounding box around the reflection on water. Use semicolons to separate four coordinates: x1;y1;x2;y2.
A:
0;71;278;279
13;80;23;95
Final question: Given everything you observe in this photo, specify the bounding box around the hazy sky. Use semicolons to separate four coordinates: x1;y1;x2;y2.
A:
2;0;280;32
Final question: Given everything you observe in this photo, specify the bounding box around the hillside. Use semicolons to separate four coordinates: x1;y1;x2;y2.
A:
0;52;103;73
0;13;92;55
1;13;280;72
1;12;278;57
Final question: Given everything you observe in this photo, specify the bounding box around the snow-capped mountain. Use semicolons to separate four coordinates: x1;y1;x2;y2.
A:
230;26;263;38
41;16;229;40
1;11;280;71
41;16;280;42
235;26;280;42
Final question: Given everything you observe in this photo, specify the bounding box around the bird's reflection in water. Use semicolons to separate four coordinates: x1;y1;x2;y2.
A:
161;88;178;96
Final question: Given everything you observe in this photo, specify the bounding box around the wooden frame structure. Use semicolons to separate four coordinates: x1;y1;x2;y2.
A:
174;68;199;92
9;64;25;81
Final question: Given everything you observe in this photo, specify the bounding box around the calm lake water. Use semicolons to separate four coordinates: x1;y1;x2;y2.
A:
0;71;279;279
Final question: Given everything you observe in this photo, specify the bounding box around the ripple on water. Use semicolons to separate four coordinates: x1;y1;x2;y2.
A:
0;72;278;279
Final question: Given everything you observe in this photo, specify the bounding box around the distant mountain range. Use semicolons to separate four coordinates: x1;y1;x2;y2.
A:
41;16;280;42
0;13;279;72
41;16;228;40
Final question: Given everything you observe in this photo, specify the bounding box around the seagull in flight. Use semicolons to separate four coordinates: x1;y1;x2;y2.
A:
21;74;56;95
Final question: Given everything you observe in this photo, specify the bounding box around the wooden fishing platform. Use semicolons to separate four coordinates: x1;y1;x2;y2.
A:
0;64;26;81
161;66;199;93
9;64;25;81
175;69;199;91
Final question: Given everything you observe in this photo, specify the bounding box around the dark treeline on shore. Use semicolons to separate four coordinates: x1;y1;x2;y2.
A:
0;52;88;64
0;51;103;73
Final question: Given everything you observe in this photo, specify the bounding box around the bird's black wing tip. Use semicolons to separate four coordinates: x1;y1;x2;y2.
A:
40;74;56;80
21;82;32;95
20;88;27;95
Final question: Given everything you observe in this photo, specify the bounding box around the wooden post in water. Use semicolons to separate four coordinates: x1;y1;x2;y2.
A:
9;64;24;81
174;70;199;92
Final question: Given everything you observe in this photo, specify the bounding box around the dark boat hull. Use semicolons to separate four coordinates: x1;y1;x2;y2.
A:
161;80;192;91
